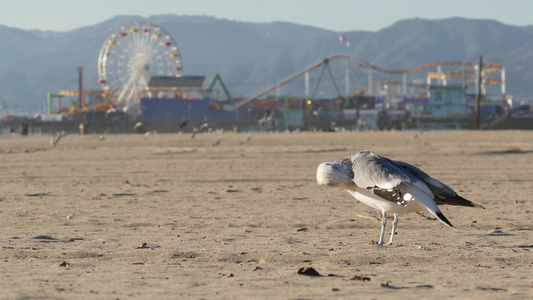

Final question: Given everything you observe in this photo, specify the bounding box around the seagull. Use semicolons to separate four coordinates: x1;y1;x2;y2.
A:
240;135;252;144
144;130;157;140
133;122;147;134
316;150;484;245
178;121;188;129
191;123;209;139
50;131;67;147
98;127;111;141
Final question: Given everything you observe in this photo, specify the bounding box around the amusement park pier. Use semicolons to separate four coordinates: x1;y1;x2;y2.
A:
2;22;529;135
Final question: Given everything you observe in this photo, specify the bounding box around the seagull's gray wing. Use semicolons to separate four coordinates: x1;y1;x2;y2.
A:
392;160;455;195
351;150;414;190
393;160;484;208
351;150;439;208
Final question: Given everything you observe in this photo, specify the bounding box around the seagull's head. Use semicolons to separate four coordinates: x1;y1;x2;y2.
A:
316;160;355;190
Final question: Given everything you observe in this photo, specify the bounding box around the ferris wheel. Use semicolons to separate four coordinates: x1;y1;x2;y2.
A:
97;22;183;107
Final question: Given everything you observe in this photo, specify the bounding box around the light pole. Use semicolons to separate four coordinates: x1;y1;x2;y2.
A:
78;67;83;110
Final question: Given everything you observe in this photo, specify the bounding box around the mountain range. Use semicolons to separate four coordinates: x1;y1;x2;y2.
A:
1;14;532;114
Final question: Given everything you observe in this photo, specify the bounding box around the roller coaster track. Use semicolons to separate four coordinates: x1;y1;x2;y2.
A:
234;55;350;109
355;58;503;74
427;67;502;79
351;58;503;97
234;56;504;108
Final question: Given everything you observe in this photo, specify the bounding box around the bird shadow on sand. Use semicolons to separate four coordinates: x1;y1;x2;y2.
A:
481;148;533;155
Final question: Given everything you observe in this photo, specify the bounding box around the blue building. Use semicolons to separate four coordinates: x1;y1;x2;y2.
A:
428;85;467;119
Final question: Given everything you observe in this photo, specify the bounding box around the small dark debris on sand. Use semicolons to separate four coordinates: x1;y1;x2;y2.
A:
297;267;321;276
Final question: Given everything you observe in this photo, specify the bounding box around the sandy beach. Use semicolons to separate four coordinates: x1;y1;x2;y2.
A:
0;130;532;299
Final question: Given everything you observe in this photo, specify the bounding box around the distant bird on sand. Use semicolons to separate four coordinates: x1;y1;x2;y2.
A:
133;122;147;134
178;121;188;129
50;131;67;147
99;127;111;141
317;150;484;245
240;135;252;144
144;130;157;140
191;123;209;139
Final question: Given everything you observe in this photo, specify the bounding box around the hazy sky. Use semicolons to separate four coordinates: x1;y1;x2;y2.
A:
2;0;532;32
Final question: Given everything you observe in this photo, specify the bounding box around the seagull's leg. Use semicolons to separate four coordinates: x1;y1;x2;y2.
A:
378;211;387;246
386;213;399;245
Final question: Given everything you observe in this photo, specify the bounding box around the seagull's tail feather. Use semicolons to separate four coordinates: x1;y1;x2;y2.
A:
434;195;485;209
400;182;456;230
435;210;456;229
